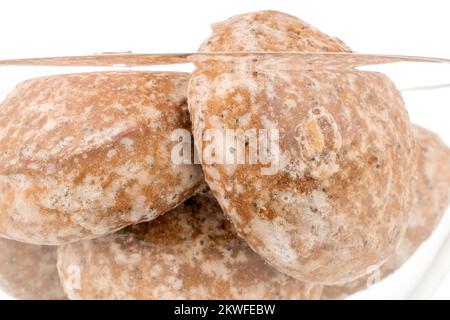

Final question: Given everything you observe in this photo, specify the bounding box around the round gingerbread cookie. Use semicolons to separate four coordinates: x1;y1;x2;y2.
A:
0;72;204;245
188;11;416;284
57;192;322;300
0;238;65;299
322;125;450;299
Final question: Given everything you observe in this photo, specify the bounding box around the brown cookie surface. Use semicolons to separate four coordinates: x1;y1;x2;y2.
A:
57;192;322;300
199;10;351;52
323;125;450;299
0;72;204;244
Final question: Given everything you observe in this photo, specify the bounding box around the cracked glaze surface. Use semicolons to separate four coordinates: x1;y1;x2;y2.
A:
0;72;204;244
188;11;416;284
57;191;322;300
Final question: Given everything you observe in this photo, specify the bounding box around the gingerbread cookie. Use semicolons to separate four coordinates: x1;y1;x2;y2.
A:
57;192;322;299
0;72;204;244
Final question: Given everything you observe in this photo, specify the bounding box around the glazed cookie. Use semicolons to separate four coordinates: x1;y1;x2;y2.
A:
0;72;204;245
0;238;65;299
199;10;351;52
57;192;322;300
323;125;450;299
188;12;416;284
407;126;450;246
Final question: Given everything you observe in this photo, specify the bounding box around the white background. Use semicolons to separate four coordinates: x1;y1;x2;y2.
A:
0;0;449;300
